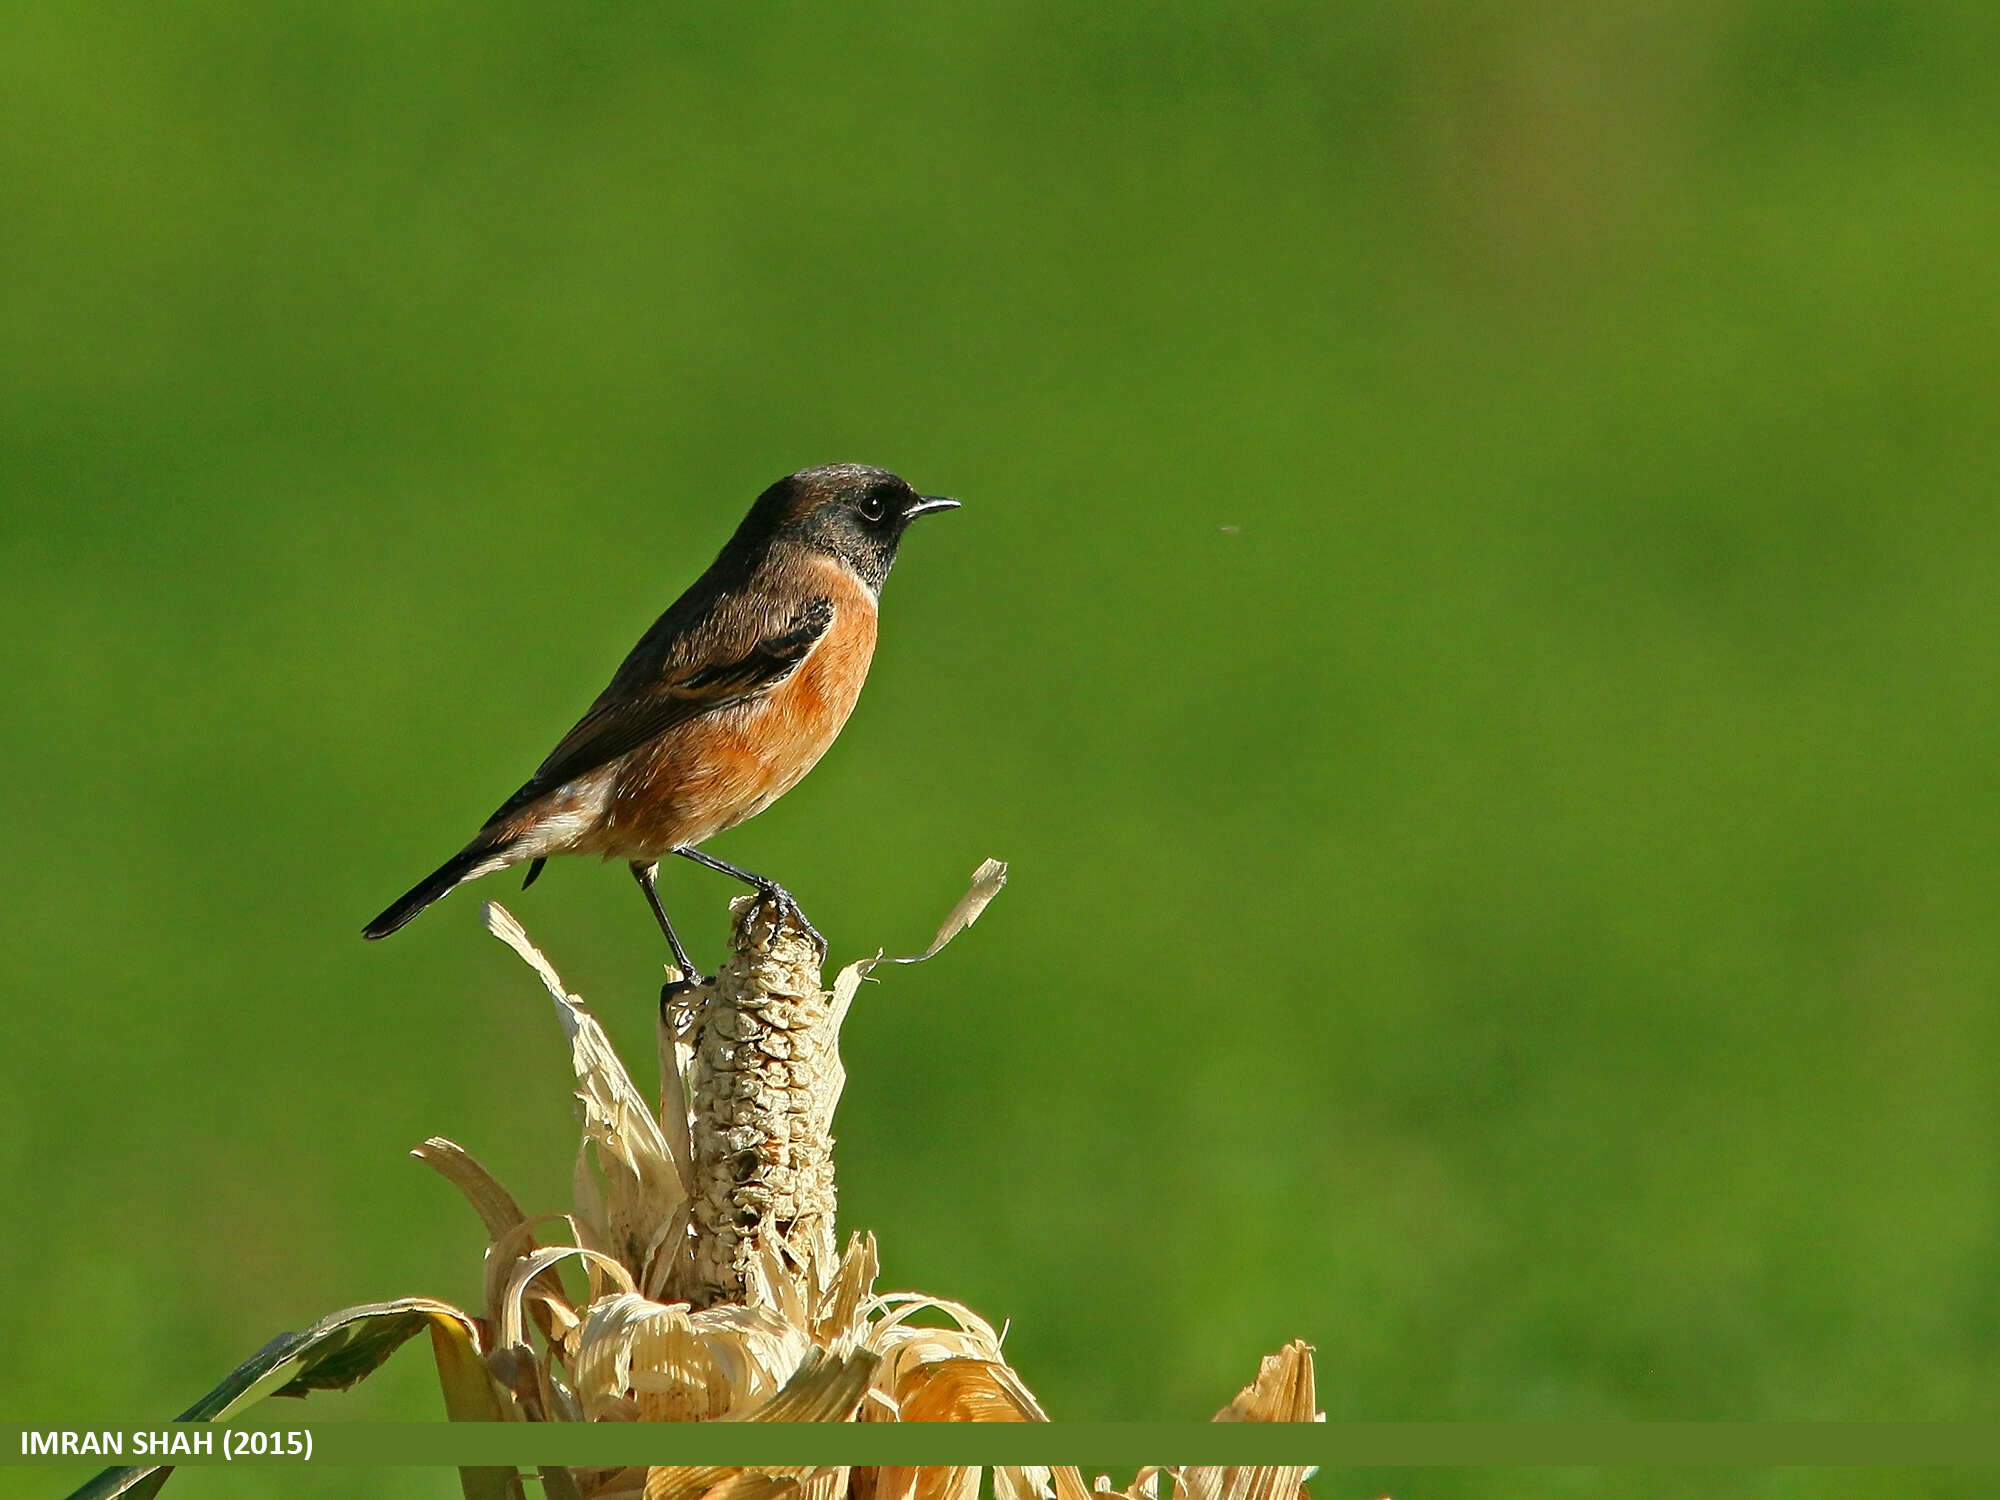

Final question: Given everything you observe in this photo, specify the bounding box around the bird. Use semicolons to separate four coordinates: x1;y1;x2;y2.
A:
362;462;960;983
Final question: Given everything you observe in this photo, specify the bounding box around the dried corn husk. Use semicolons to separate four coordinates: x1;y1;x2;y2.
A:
410;862;1317;1500
77;861;1319;1500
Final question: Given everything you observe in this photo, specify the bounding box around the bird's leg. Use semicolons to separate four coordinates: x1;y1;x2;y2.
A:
631;861;704;993
675;846;827;954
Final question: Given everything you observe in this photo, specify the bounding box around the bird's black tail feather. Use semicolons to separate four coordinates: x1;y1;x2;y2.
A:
362;843;511;940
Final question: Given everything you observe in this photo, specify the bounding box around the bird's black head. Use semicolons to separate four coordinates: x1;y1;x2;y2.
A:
736;463;960;592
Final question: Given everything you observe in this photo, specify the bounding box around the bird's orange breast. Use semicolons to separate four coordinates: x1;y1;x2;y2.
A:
591;562;880;857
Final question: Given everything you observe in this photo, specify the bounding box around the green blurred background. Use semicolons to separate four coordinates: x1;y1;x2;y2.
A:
5;2;2000;1496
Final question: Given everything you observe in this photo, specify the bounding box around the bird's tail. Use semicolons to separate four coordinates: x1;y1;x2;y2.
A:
362;842;513;940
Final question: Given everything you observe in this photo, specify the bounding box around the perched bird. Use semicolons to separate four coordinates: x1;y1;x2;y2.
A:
362;463;960;981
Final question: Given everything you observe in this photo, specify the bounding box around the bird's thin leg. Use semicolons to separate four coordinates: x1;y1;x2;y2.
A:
631;861;702;986
675;846;826;953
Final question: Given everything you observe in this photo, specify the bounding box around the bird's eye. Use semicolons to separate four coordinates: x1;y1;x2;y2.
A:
858;490;890;523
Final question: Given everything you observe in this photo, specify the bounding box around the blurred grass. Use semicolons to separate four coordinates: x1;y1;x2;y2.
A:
5;3;2000;1497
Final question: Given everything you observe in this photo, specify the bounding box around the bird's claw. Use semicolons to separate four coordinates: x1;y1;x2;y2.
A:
756;883;827;955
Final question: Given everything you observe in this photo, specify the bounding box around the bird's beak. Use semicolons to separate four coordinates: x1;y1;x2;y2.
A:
903;495;962;521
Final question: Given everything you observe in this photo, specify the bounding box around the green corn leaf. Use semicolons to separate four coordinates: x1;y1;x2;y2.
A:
65;1296;515;1500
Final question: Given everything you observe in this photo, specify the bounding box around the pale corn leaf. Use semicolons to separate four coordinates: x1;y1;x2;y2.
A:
1184;1468;1308;1500
572;1295;703;1422
480;1214;582;1345
726;1346;882;1423
871;1467;981;1500
483;902;693;1287
483;1217;539;1331
828;960;870;1032
645;1471;815;1500
745;1237;809;1331
870;1324;1008;1397
658;987;700;1181
830;858;1009;1026
707;1477;806;1500
500;1246;636;1350
1175;1342;1321;1500
569;1291;811;1422
683;1303;814;1407
812;1233;881;1352
862;1291;1012;1402
1171;1462;1219;1500
1215;1340;1319;1423
866;1291;1004;1348
994;1468;1057;1500
798;1466;853;1500
413;1136;529;1243
893;1358;1045;1422
891;858;1008;964
1073;1474;1156;1500
644;1466;743;1500
859;1388;901;1420
579;1295;716;1422
572;1136;611;1253
641;1448;845;1500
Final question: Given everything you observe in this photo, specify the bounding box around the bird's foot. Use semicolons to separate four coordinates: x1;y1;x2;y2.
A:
660;972;708;1018
754;882;827;956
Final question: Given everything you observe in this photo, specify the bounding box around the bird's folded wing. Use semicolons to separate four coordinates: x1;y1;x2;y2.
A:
485;596;835;823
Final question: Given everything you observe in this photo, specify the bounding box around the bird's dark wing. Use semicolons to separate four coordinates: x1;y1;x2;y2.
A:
482;595;834;827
